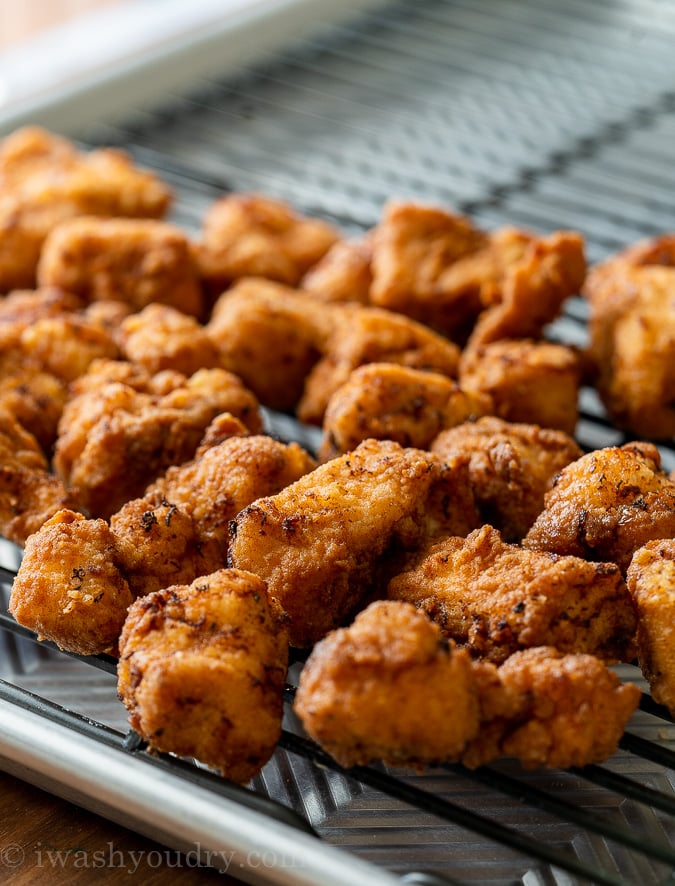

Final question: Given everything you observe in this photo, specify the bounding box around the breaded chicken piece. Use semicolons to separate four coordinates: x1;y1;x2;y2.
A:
0;287;83;324
20;314;120;382
37;217;203;317
228;439;445;647
431;417;583;541
9;509;132;655
466;231;586;349
0;127;171;291
117;569;288;783
298;305;461;425
388;525;636;664
0;410;75;545
301;237;373;304
294;600;481;768
319;363;491;461
459;338;582;434
626;540;675;715
118;303;221;376
54;366;262;518
524;442;675;571
207;278;338;412
584;237;675;438
461;646;640;769
195;193;339;297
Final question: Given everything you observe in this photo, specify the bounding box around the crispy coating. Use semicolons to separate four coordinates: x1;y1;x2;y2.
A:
54;365;262;518
20;314;120;382
195;193;339;294
461;646;640;769
0;410;75;545
9;509;132;654
145;433;317;562
117;569;288;783
298;305;461;425
207;278;337;411
0;127;171;291
294;600;481;768
0;287;83;324
431;417;583;541
523;442;675;571
118;303;221;376
626;540;675;714
228;439;444;647
0;354;68;451
388;525;636;664
459;338;582;434
37;217;203;317
301;237;373;304
319;363;491;460
584;237;675;438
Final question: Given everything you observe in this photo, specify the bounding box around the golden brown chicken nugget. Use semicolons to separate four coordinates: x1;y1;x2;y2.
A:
229;439;444;647
294;600;481;768
117;568;288;783
319;363;491;460
9;509;132;655
459;338;582;434
431;416;582;541
626;540;675;715
0;287;83;325
524;442;675;571
20;314;120;382
388;525;636;663
301;237;373;304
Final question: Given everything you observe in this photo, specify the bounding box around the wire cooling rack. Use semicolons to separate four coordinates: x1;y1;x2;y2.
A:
2;1;675;884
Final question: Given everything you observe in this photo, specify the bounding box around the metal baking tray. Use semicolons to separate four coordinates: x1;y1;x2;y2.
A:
2;1;675;883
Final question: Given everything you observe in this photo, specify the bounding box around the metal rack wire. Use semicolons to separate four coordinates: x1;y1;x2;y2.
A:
2;0;675;883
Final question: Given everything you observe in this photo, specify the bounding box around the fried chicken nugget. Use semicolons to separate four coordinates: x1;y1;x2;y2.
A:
461;646;640;769
228;439;445;647
0;287;83;324
524;442;675;571
117;569;288;783
459;338;582;434
0;410;75;545
20;314;120;382
626;540;675;714
298;305;461;425
301;237;373;304
9;509;132;655
195;193;339;296
0;127;171;291
388;525;636;664
318;363;491;460
294;600;481;768
54;365;262;518
207;278;338;412
584;237;675;439
37;217;203;317
431;417;582;541
118;303;221;376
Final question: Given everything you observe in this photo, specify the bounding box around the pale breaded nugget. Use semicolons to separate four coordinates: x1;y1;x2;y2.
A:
207;278;338;412
195;193;339;294
461;646;640;770
0;127;171;291
298;305;461;425
117;569;288;783
301;237;373;304
37;217;203;317
431;417;582;541
584;237;675;439
9;509;132;655
294;600;481;768
54;366;262;518
466;231;586;349
459;338;582;434
319;362;491;461
388;525;636;664
524;442;675;571
118;303;221;376
228;439;445;647
626;540;675;715
0;410;75;545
